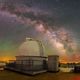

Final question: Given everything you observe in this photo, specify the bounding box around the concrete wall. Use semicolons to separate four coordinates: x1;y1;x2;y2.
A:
48;55;59;72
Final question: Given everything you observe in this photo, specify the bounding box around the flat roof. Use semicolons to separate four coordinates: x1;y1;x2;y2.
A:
48;55;59;57
16;56;47;58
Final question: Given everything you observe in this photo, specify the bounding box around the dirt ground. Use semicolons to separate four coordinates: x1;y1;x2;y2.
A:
0;70;80;80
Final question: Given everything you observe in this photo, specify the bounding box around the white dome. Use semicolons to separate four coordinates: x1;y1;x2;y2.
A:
18;40;41;56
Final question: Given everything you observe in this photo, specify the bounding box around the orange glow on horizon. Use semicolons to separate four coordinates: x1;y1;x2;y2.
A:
0;56;16;62
0;56;80;63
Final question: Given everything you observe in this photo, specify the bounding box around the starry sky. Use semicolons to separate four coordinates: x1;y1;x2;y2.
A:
0;0;80;62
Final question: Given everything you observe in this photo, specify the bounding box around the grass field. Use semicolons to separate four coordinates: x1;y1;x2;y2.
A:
0;70;80;80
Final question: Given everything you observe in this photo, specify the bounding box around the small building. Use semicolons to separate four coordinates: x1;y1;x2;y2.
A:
6;56;47;75
48;55;59;72
0;61;6;71
6;55;59;75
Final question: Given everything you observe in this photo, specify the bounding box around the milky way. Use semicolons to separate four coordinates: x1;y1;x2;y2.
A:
0;0;79;62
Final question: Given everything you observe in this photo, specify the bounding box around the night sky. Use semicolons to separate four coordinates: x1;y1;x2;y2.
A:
0;0;80;62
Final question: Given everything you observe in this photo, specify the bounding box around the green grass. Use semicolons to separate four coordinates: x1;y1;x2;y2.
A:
0;70;80;80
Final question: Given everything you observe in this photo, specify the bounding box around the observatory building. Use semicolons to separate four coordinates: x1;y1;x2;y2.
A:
6;38;47;75
6;38;59;75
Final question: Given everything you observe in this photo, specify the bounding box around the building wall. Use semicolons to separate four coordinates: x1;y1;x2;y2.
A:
16;56;46;61
48;55;59;72
15;56;47;71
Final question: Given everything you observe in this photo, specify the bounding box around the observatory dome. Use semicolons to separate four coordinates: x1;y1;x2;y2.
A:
18;38;44;56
